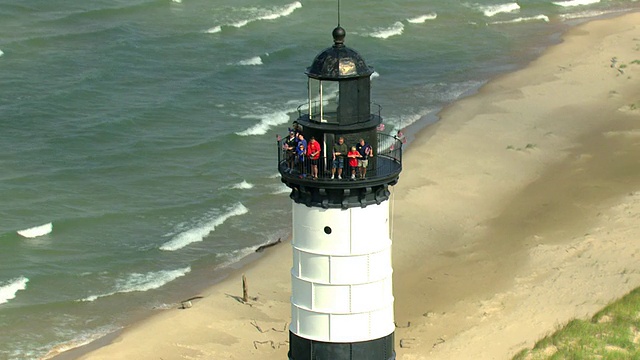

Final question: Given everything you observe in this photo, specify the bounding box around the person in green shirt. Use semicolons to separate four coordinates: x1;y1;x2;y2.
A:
331;137;348;180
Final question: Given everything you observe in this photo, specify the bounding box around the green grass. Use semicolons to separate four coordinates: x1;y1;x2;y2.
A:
513;287;640;360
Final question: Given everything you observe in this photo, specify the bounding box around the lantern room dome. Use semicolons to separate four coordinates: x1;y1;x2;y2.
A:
306;26;374;80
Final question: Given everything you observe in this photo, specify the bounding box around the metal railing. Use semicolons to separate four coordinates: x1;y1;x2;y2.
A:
277;133;402;184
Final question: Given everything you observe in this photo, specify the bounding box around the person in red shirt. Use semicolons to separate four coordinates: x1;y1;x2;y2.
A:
347;146;360;180
307;137;321;180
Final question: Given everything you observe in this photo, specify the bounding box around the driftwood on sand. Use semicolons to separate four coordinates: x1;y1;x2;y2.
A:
255;238;282;252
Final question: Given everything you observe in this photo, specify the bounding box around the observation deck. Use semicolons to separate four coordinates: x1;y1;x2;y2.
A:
277;133;402;209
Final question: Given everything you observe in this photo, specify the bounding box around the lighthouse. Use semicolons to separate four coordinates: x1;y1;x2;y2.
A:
278;26;402;360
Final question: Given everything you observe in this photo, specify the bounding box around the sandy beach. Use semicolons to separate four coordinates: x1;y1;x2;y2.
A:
51;12;640;360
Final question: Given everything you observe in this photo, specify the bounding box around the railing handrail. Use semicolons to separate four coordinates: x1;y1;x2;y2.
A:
277;133;402;185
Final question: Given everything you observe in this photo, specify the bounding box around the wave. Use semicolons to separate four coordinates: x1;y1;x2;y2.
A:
206;1;302;34
0;49;4;57
480;3;520;17
206;25;222;34
232;56;263;66
553;0;600;7
0;276;29;305
490;14;550;25
407;13;438;23
368;21;404;39
271;184;291;195
216;246;262;269
231;180;254;189
559;9;625;21
17;222;52;238
40;325;121;360
387;110;433;134
159;203;249;251
80;267;191;302
235;110;292;136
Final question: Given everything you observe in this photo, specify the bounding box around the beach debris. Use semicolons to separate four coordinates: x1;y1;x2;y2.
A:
251;320;267;333
180;301;192;309
395;321;411;328
272;322;288;332
242;274;249;302
255;237;282;252
17;222;53;238
178;295;203;309
399;338;416;348
433;337;446;348
253;340;275;349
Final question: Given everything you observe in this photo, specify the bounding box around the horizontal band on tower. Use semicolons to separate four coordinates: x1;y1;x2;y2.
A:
289;331;395;360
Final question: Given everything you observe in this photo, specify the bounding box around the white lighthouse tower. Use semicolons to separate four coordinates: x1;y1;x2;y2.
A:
278;26;402;360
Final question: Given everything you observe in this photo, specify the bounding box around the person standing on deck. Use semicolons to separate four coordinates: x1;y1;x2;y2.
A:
307;136;321;180
356;138;373;179
331;136;347;180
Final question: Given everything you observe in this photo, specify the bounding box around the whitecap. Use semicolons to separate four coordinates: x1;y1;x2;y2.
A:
490;14;550;25
222;1;302;30
17;222;52;238
369;21;404;39
206;25;222;34
234;56;263;66
371;71;380;80
159;203;249;251
231;180;254;189
480;3;520;17
0;276;29;305
271;184;291;195
0;49;4;57
257;1;302;21
235;110;291;136
171;0;182;3
80;267;191;302
553;0;600;7
407;13;437;23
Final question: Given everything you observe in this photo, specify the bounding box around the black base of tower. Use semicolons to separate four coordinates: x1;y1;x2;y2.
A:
288;332;395;360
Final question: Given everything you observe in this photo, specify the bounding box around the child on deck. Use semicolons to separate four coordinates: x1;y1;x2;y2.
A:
296;143;306;177
347;146;360;180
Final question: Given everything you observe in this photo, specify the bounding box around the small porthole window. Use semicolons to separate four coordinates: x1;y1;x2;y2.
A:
324;226;332;235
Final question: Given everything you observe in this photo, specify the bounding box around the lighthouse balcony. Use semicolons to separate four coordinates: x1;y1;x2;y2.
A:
278;133;402;190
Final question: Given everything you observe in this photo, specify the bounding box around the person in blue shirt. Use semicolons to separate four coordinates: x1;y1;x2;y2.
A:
355;138;373;179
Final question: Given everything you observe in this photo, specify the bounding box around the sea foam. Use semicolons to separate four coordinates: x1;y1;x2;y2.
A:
80;267;191;302
17;222;52;238
208;1;302;33
490;14;550;25
407;13;437;23
553;0;600;7
160;202;249;251
480;3;520;17
0;276;29;305
231;180;254;189
234;56;263;66
369;21;404;39
235;110;291;136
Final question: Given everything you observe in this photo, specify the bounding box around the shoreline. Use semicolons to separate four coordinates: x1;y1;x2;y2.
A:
53;11;640;359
